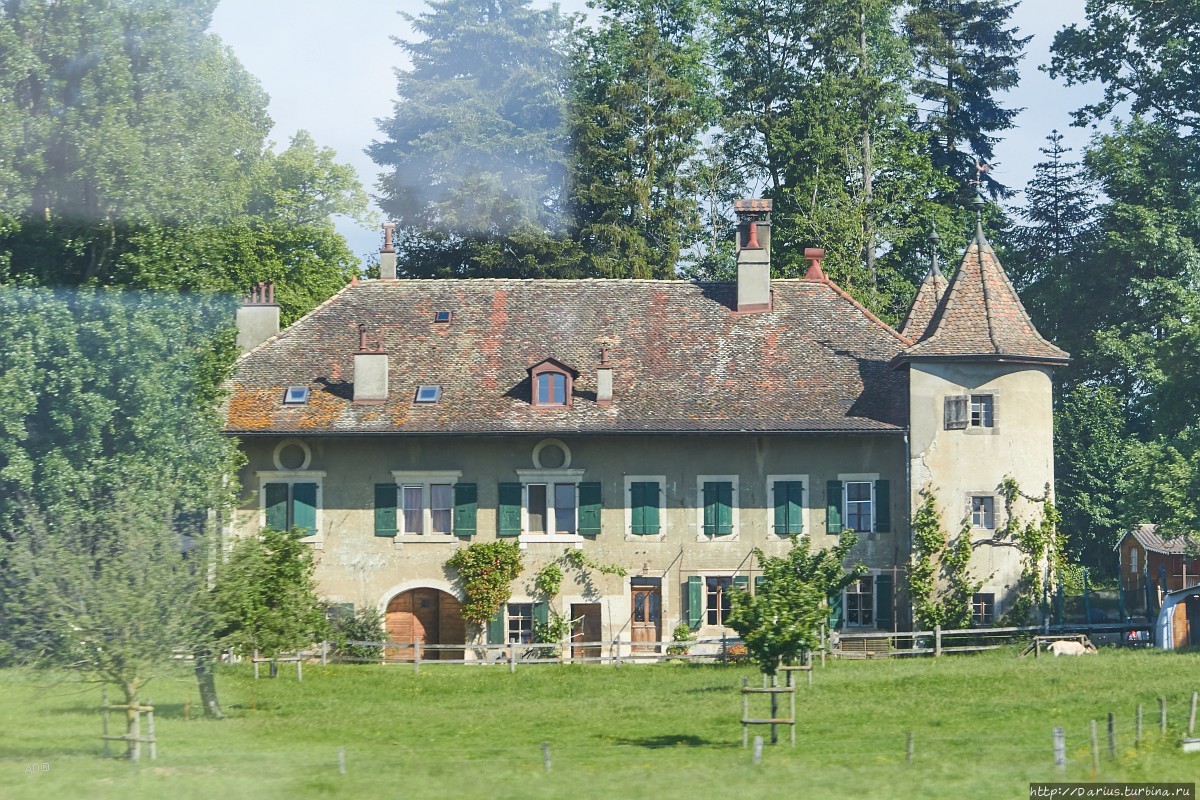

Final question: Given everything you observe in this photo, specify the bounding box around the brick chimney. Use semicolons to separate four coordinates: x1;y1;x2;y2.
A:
353;324;389;403
734;199;772;312
596;348;613;407
236;281;279;353
379;222;397;280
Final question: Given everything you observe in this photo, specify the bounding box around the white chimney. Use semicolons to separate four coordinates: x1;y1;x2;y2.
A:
734;199;772;313
379;222;397;279
236;281;279;353
596;348;613;407
353;324;389;403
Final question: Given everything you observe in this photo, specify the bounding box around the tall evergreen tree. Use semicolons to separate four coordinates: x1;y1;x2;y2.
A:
1008;130;1097;340
714;0;949;321
568;0;716;278
904;0;1028;197
369;0;582;277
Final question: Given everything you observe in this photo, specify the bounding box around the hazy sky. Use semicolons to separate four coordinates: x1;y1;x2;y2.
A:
209;0;1104;263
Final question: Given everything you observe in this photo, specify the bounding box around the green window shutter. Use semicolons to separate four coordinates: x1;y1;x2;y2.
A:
374;484;397;537
702;482;718;535
453;483;477;537
754;575;766;593
264;483;289;531
828;588;844;630
533;602;550;628
774;481;803;535
733;575;749;591
631;481;660;535
488;607;505;645
497;482;522;537
717;482;732;535
826;480;843;534
874;479;891;533
875;573;894;630
578;482;602;536
687;575;704;629
292;483;318;537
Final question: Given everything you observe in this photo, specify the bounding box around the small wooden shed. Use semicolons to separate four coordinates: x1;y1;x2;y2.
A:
1117;525;1200;609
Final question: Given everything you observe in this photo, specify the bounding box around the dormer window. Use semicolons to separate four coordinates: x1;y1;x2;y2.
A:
528;358;577;408
537;373;566;405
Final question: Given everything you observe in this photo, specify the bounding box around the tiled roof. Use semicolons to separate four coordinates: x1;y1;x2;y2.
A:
899;226;1070;365
226;278;910;436
899;269;948;341
1123;524;1197;555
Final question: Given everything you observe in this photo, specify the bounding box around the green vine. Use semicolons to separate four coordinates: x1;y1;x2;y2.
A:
534;563;564;598
562;549;628;577
999;477;1061;625
445;541;524;626
907;487;978;629
529;549;627;657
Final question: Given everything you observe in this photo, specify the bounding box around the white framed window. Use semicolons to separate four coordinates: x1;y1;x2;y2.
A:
256;470;326;548
624;475;667;540
845;575;874;627
516;469;586;544
845;482;873;533
971;496;995;529
970;394;995;428
767;474;808;537
507;603;534;644
1130;547;1139;574
696;475;739;540
390;471;462;538
706;576;733;626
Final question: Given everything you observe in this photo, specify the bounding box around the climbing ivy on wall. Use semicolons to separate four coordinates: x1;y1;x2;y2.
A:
531;549;627;652
998;477;1062;625
907;487;978;629
445;541;524;626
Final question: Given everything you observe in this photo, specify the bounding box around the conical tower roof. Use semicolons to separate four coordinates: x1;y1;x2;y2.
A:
899;222;1069;365
899;268;949;341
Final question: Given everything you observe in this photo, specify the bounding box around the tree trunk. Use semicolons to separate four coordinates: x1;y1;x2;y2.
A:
193;646;225;719
121;679;141;761
859;2;876;287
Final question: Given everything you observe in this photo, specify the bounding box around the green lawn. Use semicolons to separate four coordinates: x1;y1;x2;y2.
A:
1;650;1198;799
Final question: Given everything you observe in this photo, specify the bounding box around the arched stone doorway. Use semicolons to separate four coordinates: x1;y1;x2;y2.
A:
385;588;465;661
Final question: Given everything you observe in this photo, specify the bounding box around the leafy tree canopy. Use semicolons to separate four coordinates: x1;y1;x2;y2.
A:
726;534;863;675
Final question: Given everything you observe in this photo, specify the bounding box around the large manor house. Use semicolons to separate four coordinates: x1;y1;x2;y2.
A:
224;200;1067;654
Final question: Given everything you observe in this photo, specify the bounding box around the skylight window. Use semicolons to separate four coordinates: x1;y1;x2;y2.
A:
434;311;452;323
415;385;441;403
283;386;310;405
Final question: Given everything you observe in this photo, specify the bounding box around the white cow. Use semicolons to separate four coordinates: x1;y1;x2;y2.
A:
1048;640;1097;656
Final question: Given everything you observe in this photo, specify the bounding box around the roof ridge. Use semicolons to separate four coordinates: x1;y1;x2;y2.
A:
817;277;914;347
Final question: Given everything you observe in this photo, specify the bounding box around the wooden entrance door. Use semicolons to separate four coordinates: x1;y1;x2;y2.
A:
630;585;661;652
385;588;466;661
571;603;601;661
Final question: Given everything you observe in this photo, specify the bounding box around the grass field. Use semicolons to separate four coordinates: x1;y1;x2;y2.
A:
1;649;1198;799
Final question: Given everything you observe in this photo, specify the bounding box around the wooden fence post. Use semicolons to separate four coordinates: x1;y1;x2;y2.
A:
541;742;551;773
338;747;345;776
1160;696;1167;734
1107;712;1115;758
934;625;942;657
753;736;763;765
1053;727;1065;770
1137;704;1143;747
1090;720;1099;777
147;699;156;761
906;732;914;764
101;688;110;759
1190;691;1197;736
